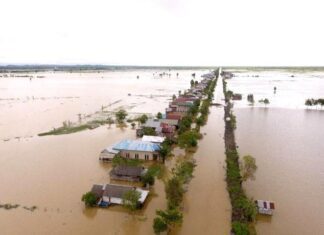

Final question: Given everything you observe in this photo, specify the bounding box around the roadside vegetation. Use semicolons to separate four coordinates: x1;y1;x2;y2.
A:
153;69;219;234
223;77;257;235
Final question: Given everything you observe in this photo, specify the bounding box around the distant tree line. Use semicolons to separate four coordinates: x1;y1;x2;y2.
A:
305;98;324;108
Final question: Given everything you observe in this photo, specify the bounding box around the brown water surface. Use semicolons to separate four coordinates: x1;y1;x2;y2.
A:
235;108;324;235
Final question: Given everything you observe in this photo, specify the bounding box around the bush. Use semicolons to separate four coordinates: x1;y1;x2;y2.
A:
153;217;167;234
115;109;128;123
138;114;148;124
141;171;155;186
81;192;97;207
165;177;184;209
156;112;163;119
122;190;141;211
142;127;157;136
154;208;183;234
178;130;200;148
173;160;196;183
232;221;249;235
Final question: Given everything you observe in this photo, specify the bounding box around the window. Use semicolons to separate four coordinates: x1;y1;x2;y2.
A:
126;153;130;158
135;154;139;159
145;154;149;160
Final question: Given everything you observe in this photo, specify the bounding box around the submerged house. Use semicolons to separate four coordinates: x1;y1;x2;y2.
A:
137;118;177;137
255;200;275;215
99;147;120;161
91;184;149;206
110;165;147;182
112;139;161;160
165;112;184;121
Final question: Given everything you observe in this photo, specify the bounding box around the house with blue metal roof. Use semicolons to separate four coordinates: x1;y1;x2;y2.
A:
112;139;161;161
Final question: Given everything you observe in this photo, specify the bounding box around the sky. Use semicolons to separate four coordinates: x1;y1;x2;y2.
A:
0;0;323;66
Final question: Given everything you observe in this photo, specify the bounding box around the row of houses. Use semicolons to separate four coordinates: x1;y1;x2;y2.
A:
89;72;215;207
99;72;215;163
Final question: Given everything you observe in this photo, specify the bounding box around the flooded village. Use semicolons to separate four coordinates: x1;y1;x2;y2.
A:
1;66;324;235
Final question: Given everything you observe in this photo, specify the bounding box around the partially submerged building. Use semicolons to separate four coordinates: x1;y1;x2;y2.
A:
100;139;161;161
137;118;177;137
91;184;149;207
110;165;147;182
99;147;120;161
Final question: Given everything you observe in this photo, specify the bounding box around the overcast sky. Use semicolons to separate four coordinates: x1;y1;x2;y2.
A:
0;0;323;66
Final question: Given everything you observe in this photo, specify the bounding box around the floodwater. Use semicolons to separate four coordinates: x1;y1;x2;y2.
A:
177;78;231;234
226;69;324;235
0;68;224;235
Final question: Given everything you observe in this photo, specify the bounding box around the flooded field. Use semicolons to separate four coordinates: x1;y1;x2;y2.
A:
0;68;224;235
226;68;324;235
0;69;202;139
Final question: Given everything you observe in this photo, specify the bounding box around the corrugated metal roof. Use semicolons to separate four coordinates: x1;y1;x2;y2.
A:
112;139;161;152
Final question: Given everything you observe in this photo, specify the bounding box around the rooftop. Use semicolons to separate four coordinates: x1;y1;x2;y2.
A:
110;165;145;177
102;184;149;204
112;139;161;152
91;184;104;199
142;135;165;143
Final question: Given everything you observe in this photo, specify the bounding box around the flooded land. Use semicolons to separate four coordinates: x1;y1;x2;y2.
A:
0;68;231;235
1;67;324;235
226;68;324;235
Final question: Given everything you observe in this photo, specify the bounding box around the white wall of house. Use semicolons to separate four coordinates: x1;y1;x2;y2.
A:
119;150;159;160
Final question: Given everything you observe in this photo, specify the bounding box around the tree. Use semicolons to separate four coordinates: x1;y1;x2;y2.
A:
178;130;199;148
305;98;313;107
115;109;128;123
153;208;183;234
138;114;148;124
264;98;270;105
240;155;257;181
159;139;172;163
232;221;249;235
122;190;141;211
194;80;198;86
153;217;168;234
131;122;136;129
165;177;184;209
196;116;205;126
81;192;97;207
141;171;155;186
247;94;254;104
156;112;163;119
142;127;157;136
190;79;194;87
191;73;196;79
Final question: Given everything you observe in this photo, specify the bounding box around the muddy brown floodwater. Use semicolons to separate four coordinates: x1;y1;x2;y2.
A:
176;77;231;235
225;68;324;235
235;108;324;235
0;69;231;235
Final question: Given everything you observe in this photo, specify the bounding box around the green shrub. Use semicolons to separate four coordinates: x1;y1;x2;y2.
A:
232;221;249;235
81;192;97;207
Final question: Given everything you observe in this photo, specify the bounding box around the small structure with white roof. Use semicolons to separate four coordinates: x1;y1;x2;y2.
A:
142;135;165;144
255;200;275;215
99;147;120;161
